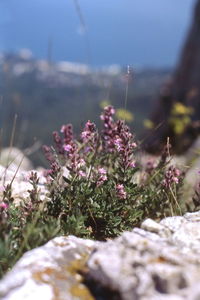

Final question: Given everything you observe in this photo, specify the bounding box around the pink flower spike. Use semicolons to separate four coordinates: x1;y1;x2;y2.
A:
63;144;72;152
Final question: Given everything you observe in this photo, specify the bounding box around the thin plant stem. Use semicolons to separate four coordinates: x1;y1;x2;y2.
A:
0;95;3;156
0;128;3;160
86;135;100;188
9;155;25;186
124;65;131;110
125;78;129;111
5;114;18;171
73;0;92;65
9;114;18;149
169;185;182;215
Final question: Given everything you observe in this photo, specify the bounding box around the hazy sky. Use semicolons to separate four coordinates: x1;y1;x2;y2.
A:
0;0;196;67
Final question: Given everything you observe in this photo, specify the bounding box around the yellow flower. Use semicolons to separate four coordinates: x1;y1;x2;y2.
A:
143;119;154;129
171;102;193;115
116;108;134;122
169;116;190;135
99;100;111;109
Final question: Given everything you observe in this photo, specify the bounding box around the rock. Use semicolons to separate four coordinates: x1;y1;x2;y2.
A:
0;164;48;205
184;210;200;222
141;218;171;238
85;211;200;300
0;236;96;300
0;147;33;172
2;211;200;299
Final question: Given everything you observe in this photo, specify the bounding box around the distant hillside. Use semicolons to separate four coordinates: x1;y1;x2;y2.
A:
0;53;171;166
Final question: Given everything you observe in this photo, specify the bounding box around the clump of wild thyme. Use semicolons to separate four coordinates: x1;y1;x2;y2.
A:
0;106;189;278
42;106;185;239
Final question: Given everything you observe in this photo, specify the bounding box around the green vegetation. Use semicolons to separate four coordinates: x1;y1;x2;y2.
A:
1;106;199;278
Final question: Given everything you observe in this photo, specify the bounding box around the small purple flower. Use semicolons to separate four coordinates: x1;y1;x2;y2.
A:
78;170;86;177
100;105;115;121
101;175;107;181
60;125;65;133
0;202;8;210
131;142;137;148
116;184;127;199
63;144;73;152
97;175;107;187
100;114;105;121
60;124;74;145
129;161;136;168
114;138;123;152
162;166;181;188
81;131;90;139
86;120;96;132
53;131;64;154
81;120;96;142
98;168;107;175
84;146;92;153
174;169;180;177
173;177;179;184
77;159;86;168
106;106;115;115
42;145;55;164
50;161;61;175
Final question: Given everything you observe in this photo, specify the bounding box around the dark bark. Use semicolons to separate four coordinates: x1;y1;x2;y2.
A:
143;0;200;154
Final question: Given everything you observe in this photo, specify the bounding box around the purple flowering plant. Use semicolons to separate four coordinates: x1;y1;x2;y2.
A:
0;171;62;277
43;106;185;239
0;107;193;278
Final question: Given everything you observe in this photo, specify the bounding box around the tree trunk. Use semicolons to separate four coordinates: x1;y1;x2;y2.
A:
144;0;200;154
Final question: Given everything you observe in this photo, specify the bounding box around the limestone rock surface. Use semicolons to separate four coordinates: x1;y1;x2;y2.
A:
0;148;33;172
1;211;200;299
0;164;48;205
0;236;96;300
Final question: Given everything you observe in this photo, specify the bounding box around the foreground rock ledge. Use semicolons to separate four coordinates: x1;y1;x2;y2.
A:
1;211;200;300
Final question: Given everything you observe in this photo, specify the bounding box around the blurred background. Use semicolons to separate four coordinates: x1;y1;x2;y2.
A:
0;0;197;166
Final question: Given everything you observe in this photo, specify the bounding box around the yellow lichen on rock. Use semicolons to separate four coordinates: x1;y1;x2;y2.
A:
67;256;94;300
70;284;94;300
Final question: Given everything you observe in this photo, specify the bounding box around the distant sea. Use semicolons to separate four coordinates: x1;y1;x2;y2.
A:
0;0;196;68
